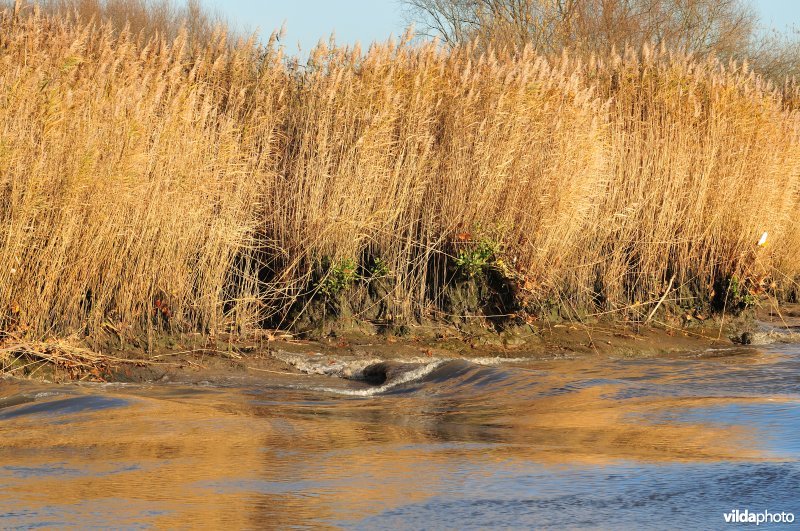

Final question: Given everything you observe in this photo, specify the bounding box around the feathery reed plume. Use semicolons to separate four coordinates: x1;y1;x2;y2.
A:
1;7;799;340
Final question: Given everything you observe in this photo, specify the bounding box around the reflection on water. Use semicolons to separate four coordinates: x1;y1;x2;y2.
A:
1;345;799;528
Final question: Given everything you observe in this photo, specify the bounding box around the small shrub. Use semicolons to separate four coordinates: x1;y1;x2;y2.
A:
317;258;358;298
455;237;501;278
360;256;391;279
728;276;757;310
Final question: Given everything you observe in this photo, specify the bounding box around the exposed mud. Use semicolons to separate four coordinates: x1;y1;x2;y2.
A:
3;303;798;387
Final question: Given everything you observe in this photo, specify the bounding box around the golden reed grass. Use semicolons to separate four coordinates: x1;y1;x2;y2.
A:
1;8;799;340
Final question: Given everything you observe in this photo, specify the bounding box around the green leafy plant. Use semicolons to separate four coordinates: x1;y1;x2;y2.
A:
317;258;358;298
455;237;501;278
366;257;391;278
727;275;757;309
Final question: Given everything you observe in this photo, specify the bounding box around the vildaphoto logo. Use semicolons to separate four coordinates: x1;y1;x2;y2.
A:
723;509;795;525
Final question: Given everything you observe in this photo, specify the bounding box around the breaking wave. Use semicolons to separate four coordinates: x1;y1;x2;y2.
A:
271;350;529;397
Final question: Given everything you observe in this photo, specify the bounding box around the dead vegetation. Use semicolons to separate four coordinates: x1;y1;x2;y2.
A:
1;3;799;361
0;335;151;381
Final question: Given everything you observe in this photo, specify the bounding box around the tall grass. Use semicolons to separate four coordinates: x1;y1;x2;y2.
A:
1;8;799;340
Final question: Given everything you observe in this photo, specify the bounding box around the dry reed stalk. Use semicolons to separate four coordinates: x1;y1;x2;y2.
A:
0;335;152;379
0;9;798;342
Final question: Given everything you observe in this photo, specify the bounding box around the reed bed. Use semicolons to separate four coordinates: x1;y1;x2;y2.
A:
1;8;799;340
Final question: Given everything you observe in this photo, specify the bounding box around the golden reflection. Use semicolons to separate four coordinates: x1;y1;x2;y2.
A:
0;352;788;528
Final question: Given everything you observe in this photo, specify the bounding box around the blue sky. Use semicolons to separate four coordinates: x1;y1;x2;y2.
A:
208;0;800;53
758;0;800;32
206;0;407;53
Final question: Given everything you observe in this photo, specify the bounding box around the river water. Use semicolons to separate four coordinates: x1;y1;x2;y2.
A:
1;343;799;529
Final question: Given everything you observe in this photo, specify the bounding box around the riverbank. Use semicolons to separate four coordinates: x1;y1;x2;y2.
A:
4;303;798;385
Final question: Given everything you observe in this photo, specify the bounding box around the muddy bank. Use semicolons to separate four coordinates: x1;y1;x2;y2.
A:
3;303;799;386
4;240;797;386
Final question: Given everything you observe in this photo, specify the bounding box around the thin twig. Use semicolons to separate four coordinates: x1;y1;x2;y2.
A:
645;274;676;324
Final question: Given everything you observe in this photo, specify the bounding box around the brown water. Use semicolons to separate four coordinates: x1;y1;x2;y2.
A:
1;344;799;529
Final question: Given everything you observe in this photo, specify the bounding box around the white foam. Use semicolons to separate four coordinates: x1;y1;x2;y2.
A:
32;391;61;399
272;351;459;380
748;330;800;346
469;356;530;366
272;351;383;380
271;350;530;397
311;360;446;397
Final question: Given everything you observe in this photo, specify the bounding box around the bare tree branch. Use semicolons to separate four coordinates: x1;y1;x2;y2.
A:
403;0;759;60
